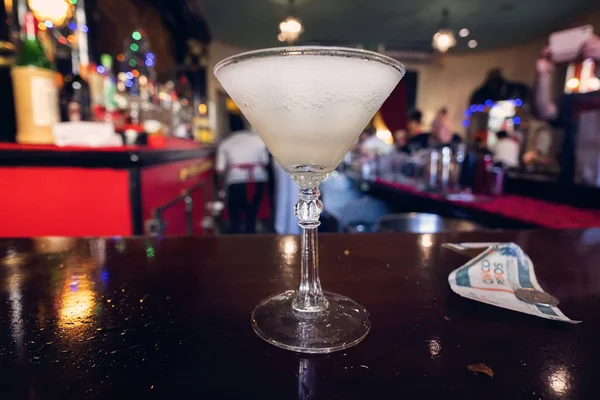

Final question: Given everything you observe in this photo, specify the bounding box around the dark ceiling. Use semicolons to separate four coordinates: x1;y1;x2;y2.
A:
201;0;598;52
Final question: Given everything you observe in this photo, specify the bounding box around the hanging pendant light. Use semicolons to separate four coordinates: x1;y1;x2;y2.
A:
432;9;456;53
277;0;303;45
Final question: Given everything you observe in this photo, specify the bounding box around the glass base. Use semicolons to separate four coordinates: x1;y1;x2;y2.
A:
251;290;371;354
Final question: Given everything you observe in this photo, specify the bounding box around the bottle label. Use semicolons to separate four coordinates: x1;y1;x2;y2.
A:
31;76;59;127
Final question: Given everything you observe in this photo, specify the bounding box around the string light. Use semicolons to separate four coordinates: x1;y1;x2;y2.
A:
117;54;125;62
130;43;139;52
58;37;67;45
96;66;106;74
459;28;469;37
80;25;88;33
38;22;46;31
477;104;485;112
145;59;154;67
125;72;134;80
139;76;148;85
125;80;134;88
469;105;477;112
68;22;76;30
146;53;155;60
468;40;478;49
515;98;523;107
132;70;140;78
129;59;137;67
485;99;493;107
44;20;53;28
462;119;470;127
132;31;142;40
69;0;77;4
67;34;76;43
513;116;521;125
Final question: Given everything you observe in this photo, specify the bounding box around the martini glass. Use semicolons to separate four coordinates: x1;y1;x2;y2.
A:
214;47;404;353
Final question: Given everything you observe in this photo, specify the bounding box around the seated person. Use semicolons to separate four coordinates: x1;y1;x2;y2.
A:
403;108;462;154
402;110;429;154
430;108;462;150
493;130;520;168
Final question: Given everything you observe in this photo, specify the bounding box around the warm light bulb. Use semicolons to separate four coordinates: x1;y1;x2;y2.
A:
566;78;580;89
278;16;303;43
438;34;451;46
459;28;469;37
28;0;71;27
468;39;478;49
375;129;392;144
284;18;302;34
432;29;456;53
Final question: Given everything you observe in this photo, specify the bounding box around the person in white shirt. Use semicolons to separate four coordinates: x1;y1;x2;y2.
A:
216;114;269;233
493;130;520;168
360;127;392;157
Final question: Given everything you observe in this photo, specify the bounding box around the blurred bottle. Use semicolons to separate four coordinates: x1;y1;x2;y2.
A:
100;53;116;121
0;1;17;142
11;12;59;144
59;41;91;121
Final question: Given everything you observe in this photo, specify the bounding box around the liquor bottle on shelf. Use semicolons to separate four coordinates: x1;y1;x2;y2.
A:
59;43;91;122
11;12;60;144
0;1;17;142
100;53;116;121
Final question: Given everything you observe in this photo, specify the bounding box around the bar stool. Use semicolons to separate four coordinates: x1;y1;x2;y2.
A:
374;213;483;233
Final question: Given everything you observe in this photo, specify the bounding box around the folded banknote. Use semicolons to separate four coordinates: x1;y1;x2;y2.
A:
445;242;580;324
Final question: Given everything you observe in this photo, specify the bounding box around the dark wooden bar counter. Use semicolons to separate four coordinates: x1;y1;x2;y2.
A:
1;231;599;399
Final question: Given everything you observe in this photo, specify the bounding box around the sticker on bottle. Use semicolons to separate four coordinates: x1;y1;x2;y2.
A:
31;76;60;127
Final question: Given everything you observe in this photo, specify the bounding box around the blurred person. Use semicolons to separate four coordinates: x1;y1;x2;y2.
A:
535;35;600;185
430;107;462;149
523;124;553;166
360;126;392;157
273;161;301;235
493;130;520;168
406;109;424;137
402;109;429;153
393;129;407;151
216;114;269;234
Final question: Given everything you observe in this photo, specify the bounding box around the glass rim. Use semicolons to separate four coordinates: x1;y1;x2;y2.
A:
213;46;406;76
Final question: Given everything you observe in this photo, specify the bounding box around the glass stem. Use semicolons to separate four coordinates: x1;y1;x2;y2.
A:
292;183;328;313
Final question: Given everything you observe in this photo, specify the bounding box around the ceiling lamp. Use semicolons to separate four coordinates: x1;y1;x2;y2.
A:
432;9;456;53
278;0;303;45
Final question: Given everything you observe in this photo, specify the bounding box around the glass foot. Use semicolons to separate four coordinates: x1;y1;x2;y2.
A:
251;290;371;354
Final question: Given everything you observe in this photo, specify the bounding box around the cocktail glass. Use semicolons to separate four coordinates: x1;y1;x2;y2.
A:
214;47;404;353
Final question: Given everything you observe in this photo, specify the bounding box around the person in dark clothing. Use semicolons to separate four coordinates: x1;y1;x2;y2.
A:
402;110;430;154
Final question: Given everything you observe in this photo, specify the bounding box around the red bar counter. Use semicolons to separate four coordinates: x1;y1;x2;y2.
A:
0;138;214;237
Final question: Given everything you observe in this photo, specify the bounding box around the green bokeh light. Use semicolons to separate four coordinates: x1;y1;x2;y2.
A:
130;43;139;52
132;31;142;41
